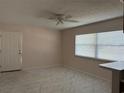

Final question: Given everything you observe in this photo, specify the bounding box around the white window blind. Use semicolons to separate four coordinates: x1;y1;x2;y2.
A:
75;34;96;57
97;31;124;61
75;30;124;61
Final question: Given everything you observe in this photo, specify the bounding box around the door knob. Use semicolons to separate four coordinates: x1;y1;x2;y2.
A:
18;50;22;54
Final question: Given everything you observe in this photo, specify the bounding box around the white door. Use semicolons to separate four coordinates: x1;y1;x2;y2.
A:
0;32;22;71
0;32;2;72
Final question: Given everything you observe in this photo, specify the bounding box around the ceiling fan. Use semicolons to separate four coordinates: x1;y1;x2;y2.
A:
47;12;79;25
38;10;79;25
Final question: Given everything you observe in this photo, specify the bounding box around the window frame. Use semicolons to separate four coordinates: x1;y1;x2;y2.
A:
74;31;124;62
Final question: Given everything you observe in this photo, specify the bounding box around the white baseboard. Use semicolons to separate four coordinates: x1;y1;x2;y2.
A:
63;65;112;83
23;64;63;71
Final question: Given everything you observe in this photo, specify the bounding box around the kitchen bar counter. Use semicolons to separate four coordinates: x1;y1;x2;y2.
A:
100;62;124;71
100;62;124;93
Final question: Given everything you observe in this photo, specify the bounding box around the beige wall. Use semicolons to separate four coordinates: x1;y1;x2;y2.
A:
0;24;62;70
62;17;123;80
0;17;123;80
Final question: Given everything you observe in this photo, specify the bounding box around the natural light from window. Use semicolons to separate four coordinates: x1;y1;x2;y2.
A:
75;30;124;61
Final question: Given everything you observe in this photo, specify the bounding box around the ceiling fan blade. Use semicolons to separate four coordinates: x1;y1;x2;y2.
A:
44;11;65;17
64;19;79;23
65;15;72;19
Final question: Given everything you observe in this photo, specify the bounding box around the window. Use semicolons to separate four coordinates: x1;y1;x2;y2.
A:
75;34;96;57
75;30;124;61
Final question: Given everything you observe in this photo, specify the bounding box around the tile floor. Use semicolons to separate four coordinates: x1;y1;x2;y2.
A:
0;67;111;93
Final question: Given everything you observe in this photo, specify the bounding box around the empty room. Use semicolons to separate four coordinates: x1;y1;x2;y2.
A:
0;0;123;93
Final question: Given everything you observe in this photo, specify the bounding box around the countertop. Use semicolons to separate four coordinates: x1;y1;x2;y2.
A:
99;61;124;71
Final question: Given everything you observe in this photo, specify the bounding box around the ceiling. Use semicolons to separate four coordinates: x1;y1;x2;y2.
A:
0;0;123;30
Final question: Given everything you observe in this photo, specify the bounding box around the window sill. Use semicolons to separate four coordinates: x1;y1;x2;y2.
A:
75;55;116;62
